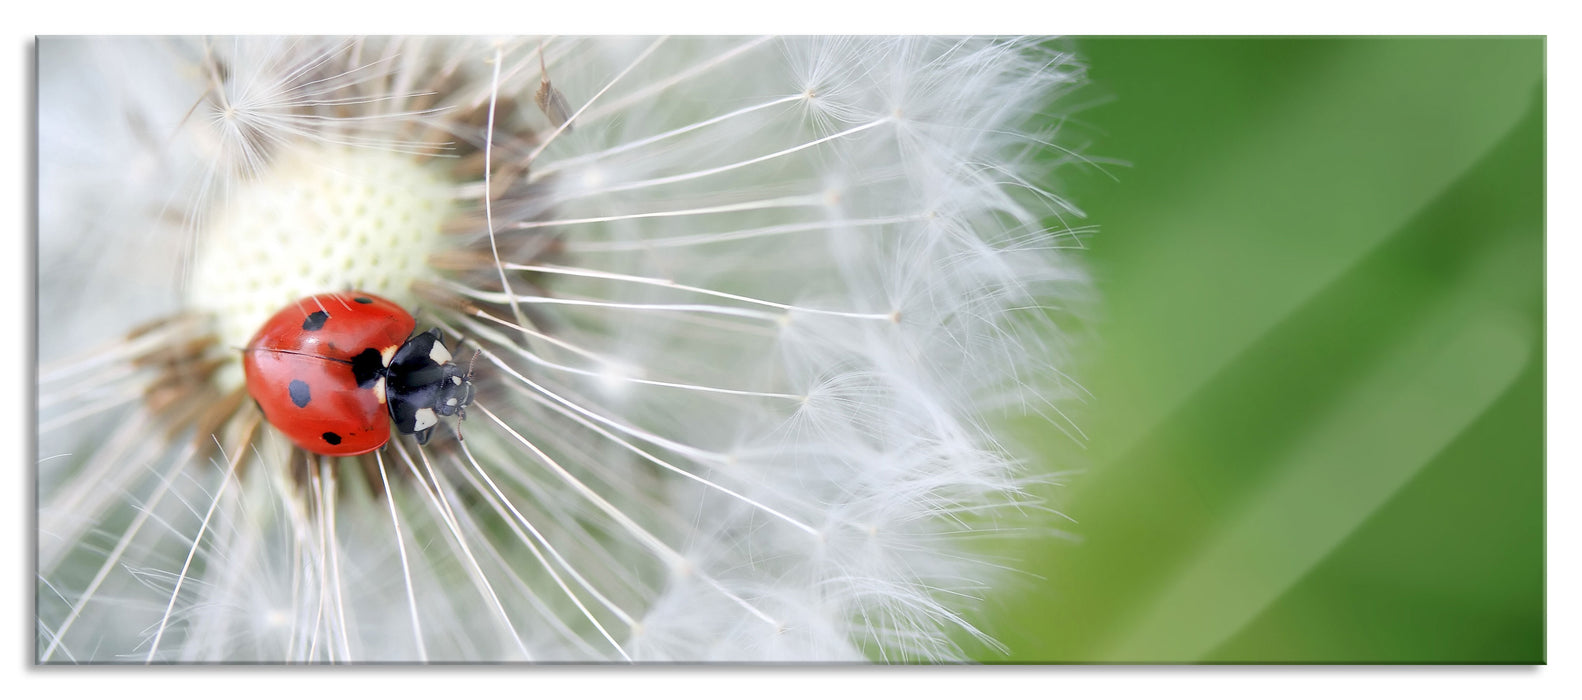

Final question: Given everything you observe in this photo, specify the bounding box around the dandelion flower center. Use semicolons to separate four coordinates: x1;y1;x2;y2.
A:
190;145;455;387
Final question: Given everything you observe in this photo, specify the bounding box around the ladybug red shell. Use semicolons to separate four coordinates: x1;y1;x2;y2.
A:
242;292;476;456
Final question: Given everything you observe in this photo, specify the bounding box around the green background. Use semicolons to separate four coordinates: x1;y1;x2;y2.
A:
981;37;1545;663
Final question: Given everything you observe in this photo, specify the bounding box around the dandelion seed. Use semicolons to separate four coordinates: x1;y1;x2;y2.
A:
37;35;1093;663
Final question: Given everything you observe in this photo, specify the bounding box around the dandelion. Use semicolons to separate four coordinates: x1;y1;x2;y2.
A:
36;35;1092;663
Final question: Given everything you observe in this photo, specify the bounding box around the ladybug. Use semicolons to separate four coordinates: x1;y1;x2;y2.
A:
242;291;476;456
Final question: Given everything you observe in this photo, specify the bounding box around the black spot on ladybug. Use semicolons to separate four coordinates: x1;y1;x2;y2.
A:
288;379;312;408
322;432;342;445
302;310;330;331
350;347;386;387
353;296;374;304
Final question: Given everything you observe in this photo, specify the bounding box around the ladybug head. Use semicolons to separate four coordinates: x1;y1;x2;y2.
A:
435;349;480;420
435;350;480;445
435;364;475;419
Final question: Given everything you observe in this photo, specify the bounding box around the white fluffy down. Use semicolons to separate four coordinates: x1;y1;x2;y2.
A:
37;36;1090;663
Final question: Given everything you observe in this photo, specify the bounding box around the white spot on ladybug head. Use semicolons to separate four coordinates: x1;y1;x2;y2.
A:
412;407;439;432
380;344;400;368
429;341;452;365
450;376;462;386
373;375;387;405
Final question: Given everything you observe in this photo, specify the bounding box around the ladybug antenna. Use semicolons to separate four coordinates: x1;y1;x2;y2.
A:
453;349;482;443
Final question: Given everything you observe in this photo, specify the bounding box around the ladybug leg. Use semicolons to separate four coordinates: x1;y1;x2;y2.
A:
413;426;435;445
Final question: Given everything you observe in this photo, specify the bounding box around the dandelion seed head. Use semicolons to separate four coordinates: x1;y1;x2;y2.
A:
39;35;1093;663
